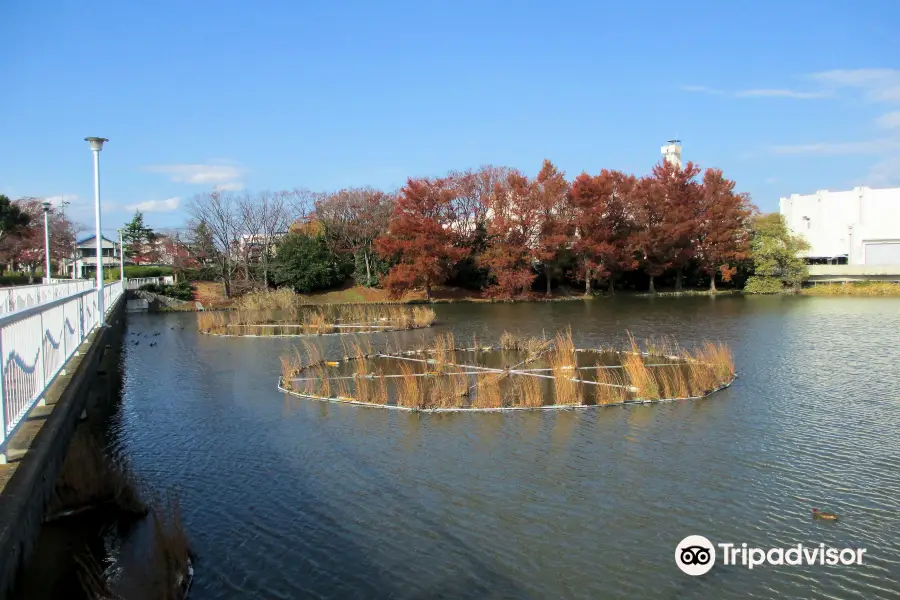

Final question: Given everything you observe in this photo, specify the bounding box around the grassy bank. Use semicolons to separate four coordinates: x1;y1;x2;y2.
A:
801;282;900;296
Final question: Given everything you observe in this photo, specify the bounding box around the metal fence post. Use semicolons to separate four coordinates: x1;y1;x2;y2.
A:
0;330;7;461
37;311;46;406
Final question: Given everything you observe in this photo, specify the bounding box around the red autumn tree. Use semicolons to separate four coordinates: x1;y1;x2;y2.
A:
651;161;703;290
570;170;640;295
0;198;76;280
478;170;541;299
374;177;464;300
532;160;572;296
695;169;755;290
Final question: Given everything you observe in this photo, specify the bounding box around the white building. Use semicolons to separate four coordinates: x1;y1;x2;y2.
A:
661;140;682;169
779;187;900;265
65;235;128;278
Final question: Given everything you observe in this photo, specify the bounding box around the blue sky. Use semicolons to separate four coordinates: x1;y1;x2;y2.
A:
2;0;899;236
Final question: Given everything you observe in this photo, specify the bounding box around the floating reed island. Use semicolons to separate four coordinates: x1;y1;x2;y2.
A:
277;329;736;412
197;304;436;337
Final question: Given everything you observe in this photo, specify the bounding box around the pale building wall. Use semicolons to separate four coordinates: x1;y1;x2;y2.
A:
779;186;900;265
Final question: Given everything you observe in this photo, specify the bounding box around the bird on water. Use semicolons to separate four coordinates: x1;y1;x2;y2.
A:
812;508;839;521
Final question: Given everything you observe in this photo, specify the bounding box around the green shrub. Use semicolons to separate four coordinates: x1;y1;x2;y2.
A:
179;266;220;282
105;265;174;280
743;276;789;294
0;274;33;287
138;281;194;300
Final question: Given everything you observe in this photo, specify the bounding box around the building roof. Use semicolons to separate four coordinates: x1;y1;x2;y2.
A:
76;234;118;248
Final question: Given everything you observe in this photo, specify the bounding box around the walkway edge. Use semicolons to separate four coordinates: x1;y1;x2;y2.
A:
0;296;125;599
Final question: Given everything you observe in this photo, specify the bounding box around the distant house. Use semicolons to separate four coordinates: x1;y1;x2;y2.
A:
237;231;288;262
65;235;129;278
129;234;192;267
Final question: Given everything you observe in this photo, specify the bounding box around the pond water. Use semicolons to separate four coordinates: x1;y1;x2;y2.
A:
23;296;900;598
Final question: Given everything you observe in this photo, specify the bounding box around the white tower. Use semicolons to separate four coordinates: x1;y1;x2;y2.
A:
661;139;682;169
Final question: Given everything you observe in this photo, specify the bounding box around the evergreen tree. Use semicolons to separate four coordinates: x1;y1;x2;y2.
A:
272;232;348;293
0;194;30;244
122;211;157;263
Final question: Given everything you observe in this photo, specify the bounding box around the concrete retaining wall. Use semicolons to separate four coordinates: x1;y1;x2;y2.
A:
0;296;126;599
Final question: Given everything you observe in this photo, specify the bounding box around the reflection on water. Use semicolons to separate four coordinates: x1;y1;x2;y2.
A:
35;297;900;598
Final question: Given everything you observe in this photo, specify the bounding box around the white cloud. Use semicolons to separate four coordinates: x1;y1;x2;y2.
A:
769;139;900;156
734;88;830;99
680;84;827;99
861;155;900;187
875;110;900;130
680;85;725;96
213;182;244;191
809;69;900;102
142;163;246;185
125;197;181;212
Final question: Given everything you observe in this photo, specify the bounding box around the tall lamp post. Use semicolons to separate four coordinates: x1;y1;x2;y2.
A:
118;228;125;285
85;136;109;324
42;201;52;283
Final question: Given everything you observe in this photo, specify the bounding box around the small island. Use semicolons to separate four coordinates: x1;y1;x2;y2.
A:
197;304;436;336
277;330;736;411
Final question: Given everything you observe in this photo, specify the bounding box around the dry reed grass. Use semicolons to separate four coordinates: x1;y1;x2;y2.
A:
473;373;504;408
431;332;456;372
235;287;298;311
593;367;629;404
279;328;735;409
500;331;522;351
656;365;689;399
47;429;146;519
622;353;660;400
548;328;580;404
643;334;681;358
199;304;435;336
801;281;900;296
508;374;543;407
396;362;425;409
144;492;191;600
77;492;190;600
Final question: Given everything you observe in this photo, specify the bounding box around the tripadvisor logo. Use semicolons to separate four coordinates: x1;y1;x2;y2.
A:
675;536;867;575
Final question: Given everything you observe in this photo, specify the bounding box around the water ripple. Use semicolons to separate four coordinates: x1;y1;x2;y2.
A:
109;298;900;600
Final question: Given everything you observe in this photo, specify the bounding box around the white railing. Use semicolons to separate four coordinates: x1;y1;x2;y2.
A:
126;276;174;290
0;281;123;457
0;280;94;315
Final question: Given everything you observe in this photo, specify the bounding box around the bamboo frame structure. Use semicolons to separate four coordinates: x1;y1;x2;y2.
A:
276;331;736;413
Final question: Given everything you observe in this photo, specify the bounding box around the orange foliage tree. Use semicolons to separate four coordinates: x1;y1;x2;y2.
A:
478;170;541;299
374;178;464;300
570;170;640;294
695;169;754;290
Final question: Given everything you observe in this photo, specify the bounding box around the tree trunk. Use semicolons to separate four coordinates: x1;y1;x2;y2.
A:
584;267;592;295
607;273;615;296
424;282;431;301
546;271;552;296
649;274;655;294
262;252;269;288
675;268;683;291
222;257;231;297
364;252;372;287
709;270;717;292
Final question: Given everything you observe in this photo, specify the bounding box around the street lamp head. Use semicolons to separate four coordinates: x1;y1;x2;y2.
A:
84;137;109;151
42;200;51;213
